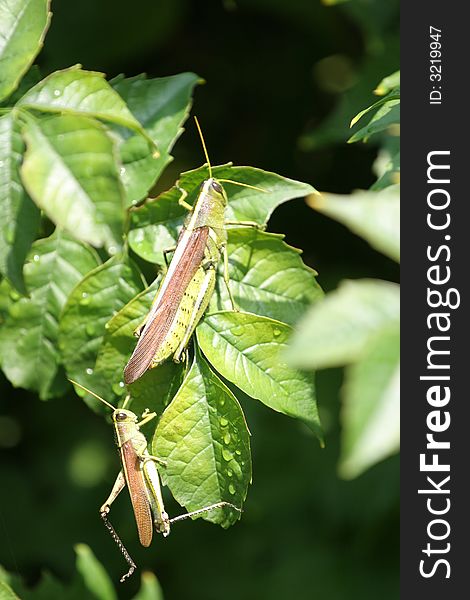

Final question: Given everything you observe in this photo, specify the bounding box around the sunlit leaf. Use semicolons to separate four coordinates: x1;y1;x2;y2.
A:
349;97;400;143
340;326;399;479
111;72;201;205
17;65;145;136
0;112;40;293
197;311;321;439
0;230;100;399
93;277;162;405
59;253;146;405
308;185;399;262
374;70;400;96
209;228;323;325
0;0;51;102
154;349;251;527
21;113;125;252
285;279;399;370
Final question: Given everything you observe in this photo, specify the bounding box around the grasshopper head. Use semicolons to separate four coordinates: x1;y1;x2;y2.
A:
113;408;138;424
202;178;228;206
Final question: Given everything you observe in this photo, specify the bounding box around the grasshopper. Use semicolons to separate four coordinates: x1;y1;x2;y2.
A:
70;380;240;582
124;118;265;384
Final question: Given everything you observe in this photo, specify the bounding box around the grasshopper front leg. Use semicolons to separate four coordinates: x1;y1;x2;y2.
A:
177;186;192;211
100;470;126;516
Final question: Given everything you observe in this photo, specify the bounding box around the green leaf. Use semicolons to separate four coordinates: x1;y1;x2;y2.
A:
129;164;315;263
17;65;145;137
93;277;162;404
374;70;400;95
132;572;164;600
197;311;321;439
350;87;400;128
308;185;399;262
59;253;146;404
74;544;117;600
1;65;41;107
0;0;51;102
371;150;400;191
0;580;20;600
20;114;125;252
285;279;400;370
0;230;100;399
127;361;184;425
340;326;400;479
111;72;201;205
154;349;251;527
209;228;323;325
0;112;40;293
349;98;400;143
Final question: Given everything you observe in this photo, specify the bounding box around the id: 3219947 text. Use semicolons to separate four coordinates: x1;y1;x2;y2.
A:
429;26;442;105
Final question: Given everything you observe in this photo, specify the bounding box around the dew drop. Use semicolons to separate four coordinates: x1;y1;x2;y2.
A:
33;255;40;262
273;328;281;337
220;417;228;427
9;290;20;301
227;469;233;477
222;448;233;462
218;398;225;407
80;295;90;306
235;449;241;456
120;167;126;176
231;326;244;337
53;89;61;97
107;245;117;255
223;432;231;445
228;483;236;495
86;368;93;375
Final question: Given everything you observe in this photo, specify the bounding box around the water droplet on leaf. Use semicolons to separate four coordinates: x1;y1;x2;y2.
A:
224;432;231;445
86;368;93;375
220;417;228;427
228;483;236;495
33;255;40;262
222;448;233;462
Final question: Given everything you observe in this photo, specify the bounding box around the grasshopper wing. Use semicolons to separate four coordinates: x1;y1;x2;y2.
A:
124;227;209;384
121;440;154;547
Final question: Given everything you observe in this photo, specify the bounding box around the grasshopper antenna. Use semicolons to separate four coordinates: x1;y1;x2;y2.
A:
218;179;267;193
169;501;242;525
194;116;212;178
68;379;116;411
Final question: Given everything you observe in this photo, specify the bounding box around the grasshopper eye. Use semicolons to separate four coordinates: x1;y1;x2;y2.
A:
211;181;223;194
116;411;127;421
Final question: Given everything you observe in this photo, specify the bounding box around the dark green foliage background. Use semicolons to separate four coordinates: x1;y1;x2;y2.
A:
0;1;399;598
